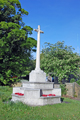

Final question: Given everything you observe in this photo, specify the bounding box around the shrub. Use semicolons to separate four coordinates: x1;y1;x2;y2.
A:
74;92;77;97
60;84;68;96
70;78;75;83
76;80;80;85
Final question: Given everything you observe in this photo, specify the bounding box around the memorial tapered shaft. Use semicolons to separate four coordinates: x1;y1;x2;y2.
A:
34;25;44;70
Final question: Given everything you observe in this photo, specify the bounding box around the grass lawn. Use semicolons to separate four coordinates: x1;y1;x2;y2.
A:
0;86;80;120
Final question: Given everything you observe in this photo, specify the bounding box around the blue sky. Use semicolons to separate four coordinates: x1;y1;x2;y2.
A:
19;0;80;58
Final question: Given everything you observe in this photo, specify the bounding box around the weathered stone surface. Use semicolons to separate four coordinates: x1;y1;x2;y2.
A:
22;81;54;89
74;82;80;98
24;96;61;106
34;25;44;71
52;88;61;96
11;90;61;106
54;84;60;88
42;88;61;96
13;87;24;94
11;87;61;106
66;83;75;97
12;94;24;102
29;70;46;82
65;82;80;98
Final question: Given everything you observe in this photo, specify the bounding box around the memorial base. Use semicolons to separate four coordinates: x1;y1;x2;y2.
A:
11;81;61;106
29;70;46;82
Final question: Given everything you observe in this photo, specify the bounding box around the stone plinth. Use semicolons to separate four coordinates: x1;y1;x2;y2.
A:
11;81;61;106
29;70;46;82
12;87;61;106
22;81;54;89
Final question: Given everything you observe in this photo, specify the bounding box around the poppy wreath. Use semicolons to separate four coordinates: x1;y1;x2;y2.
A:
42;94;56;97
12;76;17;78
15;93;24;96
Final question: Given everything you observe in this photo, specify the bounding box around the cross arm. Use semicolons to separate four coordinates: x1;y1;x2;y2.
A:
34;29;38;32
40;30;44;33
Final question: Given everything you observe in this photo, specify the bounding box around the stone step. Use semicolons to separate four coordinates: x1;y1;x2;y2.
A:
12;85;61;106
13;87;61;98
39;95;61;105
11;93;61;106
12;87;24;94
22;81;54;89
42;88;61;96
11;93;24;102
23;96;61;106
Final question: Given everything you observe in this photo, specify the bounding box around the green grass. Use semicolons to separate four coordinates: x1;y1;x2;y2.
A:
0;86;80;120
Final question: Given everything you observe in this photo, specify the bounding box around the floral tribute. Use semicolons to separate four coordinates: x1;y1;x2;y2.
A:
42;94;56;97
15;93;24;96
12;76;17;78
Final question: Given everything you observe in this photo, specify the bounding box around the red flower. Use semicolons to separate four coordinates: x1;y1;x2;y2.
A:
42;94;56;97
42;94;47;97
12;76;17;78
15;93;24;96
52;94;56;96
15;76;17;78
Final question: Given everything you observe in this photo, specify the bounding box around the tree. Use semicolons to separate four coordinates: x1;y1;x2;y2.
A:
40;41;80;83
0;0;37;85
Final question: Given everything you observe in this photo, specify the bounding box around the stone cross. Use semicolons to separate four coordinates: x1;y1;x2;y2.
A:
34;25;44;71
29;25;46;82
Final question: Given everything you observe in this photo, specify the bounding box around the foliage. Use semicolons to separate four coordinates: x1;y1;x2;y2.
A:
74;92;77;97
0;86;80;120
76;80;80;85
0;0;37;85
41;41;80;83
70;78;76;83
60;84;68;96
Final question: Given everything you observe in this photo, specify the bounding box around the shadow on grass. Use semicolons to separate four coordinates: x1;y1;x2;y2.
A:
61;97;71;103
